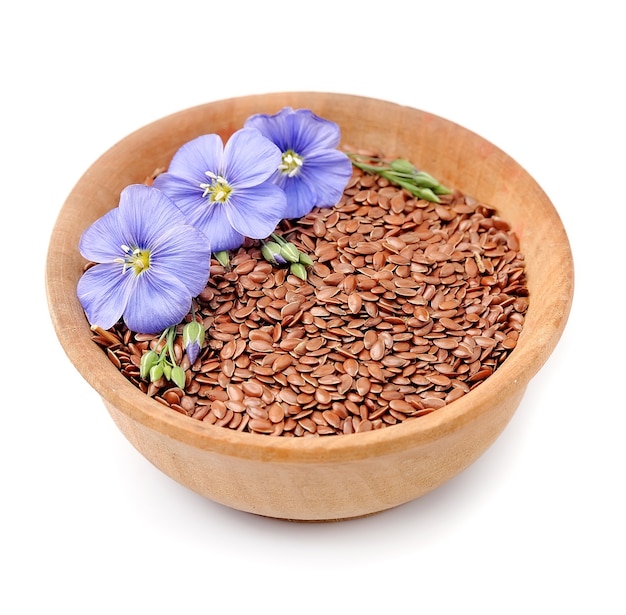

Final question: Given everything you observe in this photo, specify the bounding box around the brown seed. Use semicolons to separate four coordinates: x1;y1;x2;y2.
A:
343;358;359;377
342;275;357;293
428;374;452;387
268;402;285;423
356;419;373;433
347;293;363;314
439;317;462;331
249;418;274;434
227;384;244;402
369;339;386;361
323;272;345;286
367;364;386;382
272;354;293;372
313;218;326;237
322;410;342;428
338;373;353;395
248;339;274;353
315;388;332;405
242;380;264;397
220;340;237;360
279;388;299;405
211;400;227;419
225;399;245;413
363;330;378;349
356;377;371;396
221;359;235;377
281;302;301;319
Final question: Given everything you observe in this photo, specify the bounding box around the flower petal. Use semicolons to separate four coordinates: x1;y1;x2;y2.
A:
167;134;223;180
152;134;225;216
277;174;318;219
180;199;246;252
245;107;341;154
244;107;295;151
79;185;187;263
152;173;206;219
123;270;194;334
223;182;287;239
286;109;342;154
77;262;134;330
118;185;187;248
79;207;129;263
300;149;353;207
150;224;212;297
222;128;282;188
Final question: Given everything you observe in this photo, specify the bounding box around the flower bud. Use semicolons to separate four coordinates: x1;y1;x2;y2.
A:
214;250;230;268
290;262;308;281
149;362;164;383
389;158;417;175
298;252;314;267
280;242;301;263
140;349;159;380
415;187;440;203
412;171;440;189
261;241;287;266
171;365;186;390
183;320;205;365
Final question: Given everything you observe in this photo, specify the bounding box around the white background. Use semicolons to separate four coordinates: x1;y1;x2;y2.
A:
2;1;624;613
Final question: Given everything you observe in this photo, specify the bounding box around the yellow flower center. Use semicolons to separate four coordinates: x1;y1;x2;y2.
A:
200;171;233;203
116;245;151;276
278;150;304;177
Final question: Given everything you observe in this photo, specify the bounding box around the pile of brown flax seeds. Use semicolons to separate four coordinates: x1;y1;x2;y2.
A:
94;162;528;437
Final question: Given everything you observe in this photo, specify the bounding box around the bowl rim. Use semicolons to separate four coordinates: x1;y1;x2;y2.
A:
45;91;575;464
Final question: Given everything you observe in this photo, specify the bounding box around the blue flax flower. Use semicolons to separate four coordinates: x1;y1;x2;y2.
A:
153;128;287;252
77;184;212;334
244;107;353;218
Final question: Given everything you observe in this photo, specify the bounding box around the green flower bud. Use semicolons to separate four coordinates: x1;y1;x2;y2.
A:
171;365;186;390
183;320;205;364
298;252;314;267
214;250;230;268
261;241;288;266
149;362;164;383
412;171;441;189
162;363;171;380
389;158;417;175
183;320;204;346
433;183;452;195
140;349;159;380
414;187;440;203
290;262;308;281
280;242;301;263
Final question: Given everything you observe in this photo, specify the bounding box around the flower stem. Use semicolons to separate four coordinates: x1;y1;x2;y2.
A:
164;325;177;365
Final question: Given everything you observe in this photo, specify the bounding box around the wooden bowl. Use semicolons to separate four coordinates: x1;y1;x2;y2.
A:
45;93;574;521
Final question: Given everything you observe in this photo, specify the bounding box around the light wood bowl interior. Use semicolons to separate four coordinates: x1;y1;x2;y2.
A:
46;93;574;521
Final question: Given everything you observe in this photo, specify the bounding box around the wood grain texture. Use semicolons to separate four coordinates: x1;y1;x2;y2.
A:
46;93;574;521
